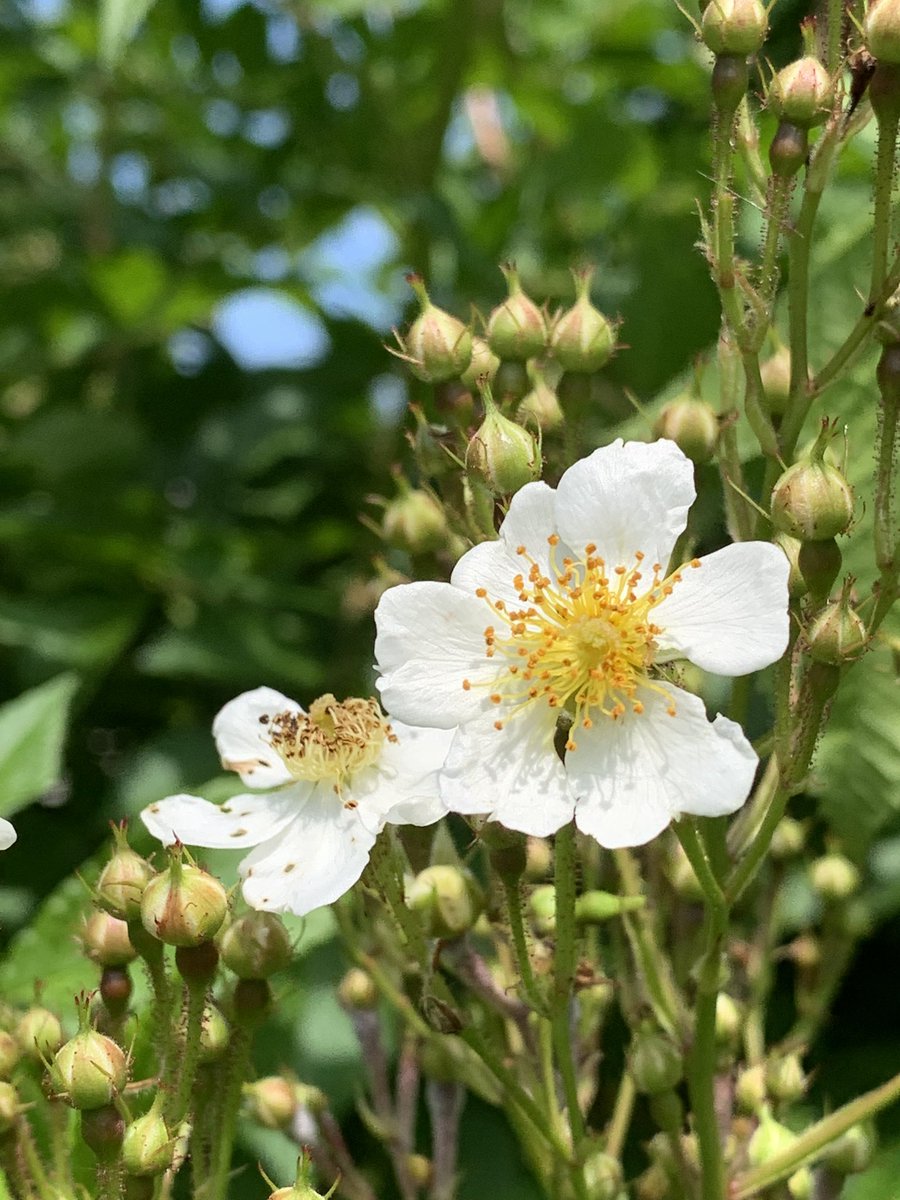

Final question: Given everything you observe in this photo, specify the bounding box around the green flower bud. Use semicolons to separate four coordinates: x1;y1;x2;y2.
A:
774;533;807;601
735;1064;767;1114
82;910;136;968
635;1163;670;1200
583;1151;623;1200
219;911;292;980
396;274;472;383
809;852;860;901
822;1123;876;1174
770;57;833;127
789;933;821;970
198;1004;230;1064
0;1031;21;1079
409;407;454;478
518;376;564;432
701;0;768;56
771;422;854;541
769;121;809;178
765;1053;806;1103
667;841;705;901
866;0;900;64
406;865;483;939
528;884;557;936
16;1006;63;1061
760;345;792;416
406;1155;433;1188
267;1151;338;1200
81;1104;125;1162
122;1095;173;1177
96;826;155;922
294;1082;328;1115
140;849;227;948
654;397;719;464
629;1029;683;1095
550;268;615;373
715;994;742;1048
460;336;501;391
50;1011;128;1109
770;816;806;859
807;582;867;664
337;967;379;1011
798;537;841;605
382;482;448;556
575;890;645;923
466;384;540;496
788;1166;814;1200
493;359;531;403
748;1113;796;1166
244;1076;297;1130
0;1082;19;1134
486;263;547;361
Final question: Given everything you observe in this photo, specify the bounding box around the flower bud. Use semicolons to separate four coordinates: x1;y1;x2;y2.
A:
798;537;841;605
635;1163;669;1200
790;933;821;970
409;408;454;477
96;827;155;921
575;890;645;923
525;836;552;881
809;852;860;900
518;376;564;432
0;1082;18;1134
550;268;615;373
770;422;854;541
100;966;133;1020
760;346;792;416
199;1004;230;1064
701;0;768;56
405;1154;432;1188
140;850;228;947
382;481;448;556
774;533;807;600
769;121;809;178
460;336;500;391
765;1053;806;1103
267;1151;338;1200
220;911;292;980
654;398;719;464
528;884;557;936
748;1113;796;1166
667;841;705;901
788;1166;813;1200
407;865;483;939
0;1032;21;1079
486;263;547;361
629;1029;683;1095
866;0;900;64
82;910;136;968
337;967;378;1010
822;1123;876;1174
712;54;750;111
396;275;472;383
807;583;867;664
715;994;742;1048
16;1006;62;1061
770;57;833;127
50;1020;128;1109
81;1104;125;1162
770;816;806;859
466;384;540;496
493;359;531;402
583;1150;623;1200
245;1076;297;1130
735;1064;767;1114
122;1095;173;1177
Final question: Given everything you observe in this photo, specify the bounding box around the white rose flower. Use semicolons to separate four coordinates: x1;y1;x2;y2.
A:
0;818;16;851
375;439;790;847
141;688;452;916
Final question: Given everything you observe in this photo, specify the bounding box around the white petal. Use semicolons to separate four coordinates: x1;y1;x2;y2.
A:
570;685;757;848
440;708;575;837
375;582;497;728
239;792;375;916
0;818;16;850
212;687;302;788
654;542;790;675
451;483;565;605
352;722;453;833
141;787;309;849
555;439;695;570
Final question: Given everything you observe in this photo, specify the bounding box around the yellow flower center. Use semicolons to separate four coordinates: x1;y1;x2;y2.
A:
264;694;395;789
464;536;701;750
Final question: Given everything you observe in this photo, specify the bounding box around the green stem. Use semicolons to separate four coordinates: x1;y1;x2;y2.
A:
869;113;899;306
713;102;746;339
368;829;429;965
166;978;207;1128
686;917;727;1200
128;921;172;1072
613;849;683;1035
871;380;899;633
17;1120;55;1200
717;326;755;541
824;0;842;73
743;350;779;458
604;1071;636;1161
674;820;727;925
503;878;545;1012
203;1027;251;1200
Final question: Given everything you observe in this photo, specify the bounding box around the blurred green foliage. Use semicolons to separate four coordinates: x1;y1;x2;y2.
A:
2;0;900;1195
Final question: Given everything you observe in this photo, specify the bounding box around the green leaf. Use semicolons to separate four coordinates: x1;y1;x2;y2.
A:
98;0;157;68
0;674;78;821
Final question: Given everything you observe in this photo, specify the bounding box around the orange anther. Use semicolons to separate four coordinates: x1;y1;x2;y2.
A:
462;679;471;691
494;720;504;731
476;587;487;598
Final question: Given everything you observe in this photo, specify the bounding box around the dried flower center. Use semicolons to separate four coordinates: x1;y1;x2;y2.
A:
465;536;700;750
265;694;395;787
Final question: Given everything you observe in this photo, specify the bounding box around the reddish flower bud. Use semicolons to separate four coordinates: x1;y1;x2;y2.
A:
82;910;136;967
701;0;767;56
393;275;472;383
550;268;615;373
770;57;833;127
140;848;227;948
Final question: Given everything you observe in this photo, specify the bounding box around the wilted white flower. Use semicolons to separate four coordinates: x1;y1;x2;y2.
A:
142;688;451;916
375;439;789;847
